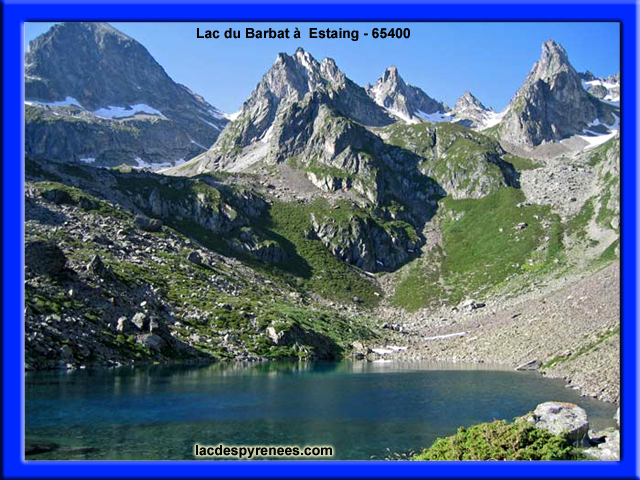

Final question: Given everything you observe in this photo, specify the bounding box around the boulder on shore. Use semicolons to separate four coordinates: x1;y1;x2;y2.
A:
525;401;590;446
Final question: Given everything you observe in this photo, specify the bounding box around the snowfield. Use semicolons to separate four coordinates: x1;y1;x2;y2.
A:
25;97;167;119
93;104;165;119
576;113;619;150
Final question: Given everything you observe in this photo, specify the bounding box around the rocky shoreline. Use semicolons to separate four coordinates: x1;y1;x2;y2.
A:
363;261;620;404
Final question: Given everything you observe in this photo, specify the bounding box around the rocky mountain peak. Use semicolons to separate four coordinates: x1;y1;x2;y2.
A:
454;91;487;112
367;67;449;123
498;39;618;147
27;22;168;110
524;39;573;86
446;91;501;130
381;66;402;84
25;22;228;167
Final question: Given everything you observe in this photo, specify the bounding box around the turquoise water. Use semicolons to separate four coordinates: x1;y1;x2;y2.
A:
25;361;617;460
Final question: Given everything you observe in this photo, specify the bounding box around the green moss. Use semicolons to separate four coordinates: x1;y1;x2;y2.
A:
412;419;583;461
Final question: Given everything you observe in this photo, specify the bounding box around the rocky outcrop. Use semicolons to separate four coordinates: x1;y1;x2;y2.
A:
266;323;340;359
25;22;228;167
383;122;519;200
309;212;420;272
228;228;288;263
499;40;618;147
366;66;449;123
581;72;620;104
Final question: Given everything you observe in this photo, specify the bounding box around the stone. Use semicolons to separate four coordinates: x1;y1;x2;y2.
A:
59;344;74;362
149;319;168;334
116;316;138;334
25;441;59;456
584;429;620;461
187;250;203;265
515;359;542;371
134;215;162;232
131;312;149;331
86;255;111;279
138;333;166;351
614;407;620;429
25;240;67;276
460;299;485;312
526;401;590;446
266;326;281;345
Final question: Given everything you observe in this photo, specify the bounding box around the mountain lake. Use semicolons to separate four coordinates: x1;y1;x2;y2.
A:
25;361;617;460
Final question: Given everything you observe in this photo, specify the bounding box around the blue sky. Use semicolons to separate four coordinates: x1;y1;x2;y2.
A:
24;22;620;114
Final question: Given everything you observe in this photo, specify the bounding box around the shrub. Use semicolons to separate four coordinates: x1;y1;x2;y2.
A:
412;420;583;461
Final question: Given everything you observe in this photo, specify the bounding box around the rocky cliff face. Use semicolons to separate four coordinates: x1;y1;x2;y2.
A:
25;22;228;167
366;66;450;123
499;40;618;147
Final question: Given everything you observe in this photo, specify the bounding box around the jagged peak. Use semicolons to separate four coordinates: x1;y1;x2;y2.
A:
273;48;324;75
526;39;574;85
542;39;568;61
377;66;404;86
460;91;480;102
452;92;488;116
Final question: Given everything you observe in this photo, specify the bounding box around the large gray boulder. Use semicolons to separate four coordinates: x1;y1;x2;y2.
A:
526;401;590;446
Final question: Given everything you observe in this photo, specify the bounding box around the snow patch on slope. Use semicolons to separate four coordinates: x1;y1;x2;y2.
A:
481;108;508;129
26;97;167;119
417;110;452;123
575;113;619;150
93;104;165;119
25;96;83;108
133;157;174;170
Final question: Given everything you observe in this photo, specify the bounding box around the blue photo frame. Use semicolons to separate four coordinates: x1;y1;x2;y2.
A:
3;0;637;478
